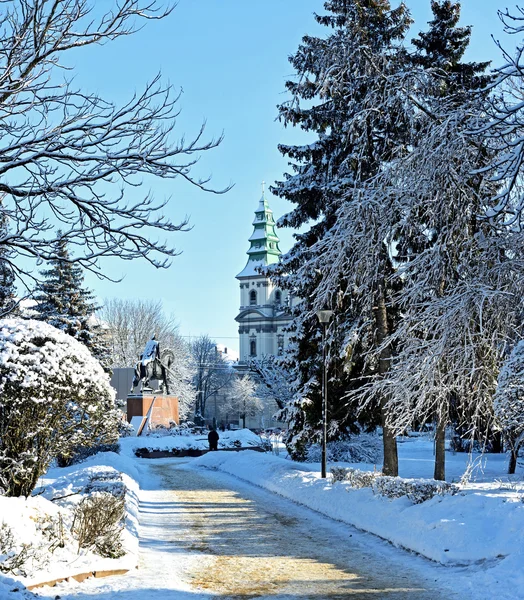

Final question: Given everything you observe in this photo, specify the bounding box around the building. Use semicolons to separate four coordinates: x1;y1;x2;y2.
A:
235;189;294;364
233;188;297;430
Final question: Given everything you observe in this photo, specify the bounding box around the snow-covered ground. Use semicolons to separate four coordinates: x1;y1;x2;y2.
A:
0;432;522;599
120;427;265;454
0;451;143;597
188;436;524;599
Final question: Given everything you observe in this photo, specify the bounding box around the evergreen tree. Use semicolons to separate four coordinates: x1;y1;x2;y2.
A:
374;1;501;480
33;234;108;367
267;0;412;474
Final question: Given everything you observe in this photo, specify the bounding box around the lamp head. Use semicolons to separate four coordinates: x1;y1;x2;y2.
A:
316;309;333;324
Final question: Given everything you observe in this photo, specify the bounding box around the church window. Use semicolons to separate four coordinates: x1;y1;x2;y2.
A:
250;339;257;357
249;290;257;305
275;290;282;304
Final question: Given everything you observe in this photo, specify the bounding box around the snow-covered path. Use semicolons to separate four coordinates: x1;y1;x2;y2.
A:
37;458;454;599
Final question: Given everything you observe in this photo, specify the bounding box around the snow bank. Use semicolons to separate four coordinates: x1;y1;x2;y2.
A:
189;449;524;600
119;428;264;456
0;574;34;598
0;451;141;589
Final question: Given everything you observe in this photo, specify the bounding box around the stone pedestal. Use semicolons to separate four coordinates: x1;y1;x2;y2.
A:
127;393;179;429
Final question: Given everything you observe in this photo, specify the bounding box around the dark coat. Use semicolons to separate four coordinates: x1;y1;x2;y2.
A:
208;429;219;450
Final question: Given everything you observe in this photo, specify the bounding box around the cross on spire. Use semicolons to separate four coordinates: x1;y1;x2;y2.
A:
261;181;265;195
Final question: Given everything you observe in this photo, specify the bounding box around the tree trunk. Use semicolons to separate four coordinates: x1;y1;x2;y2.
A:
508;446;518;475
374;280;398;477
491;431;503;454
434;415;446;481
241;413;246;429
381;403;398;476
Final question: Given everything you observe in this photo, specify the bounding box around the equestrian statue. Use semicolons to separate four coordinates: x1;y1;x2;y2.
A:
131;336;174;395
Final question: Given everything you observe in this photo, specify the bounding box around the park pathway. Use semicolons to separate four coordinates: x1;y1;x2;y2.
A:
38;459;454;599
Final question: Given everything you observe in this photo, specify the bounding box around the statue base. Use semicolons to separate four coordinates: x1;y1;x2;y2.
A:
127;393;179;432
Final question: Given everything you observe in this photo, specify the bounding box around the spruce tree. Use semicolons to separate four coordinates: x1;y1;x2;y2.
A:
33;234;108;367
379;1;497;480
268;0;412;474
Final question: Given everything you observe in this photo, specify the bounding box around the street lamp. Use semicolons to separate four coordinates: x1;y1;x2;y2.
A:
316;309;333;479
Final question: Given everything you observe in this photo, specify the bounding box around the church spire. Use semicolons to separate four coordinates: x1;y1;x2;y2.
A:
236;186;281;279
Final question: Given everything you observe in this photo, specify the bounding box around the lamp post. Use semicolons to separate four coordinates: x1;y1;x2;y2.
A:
316;309;333;479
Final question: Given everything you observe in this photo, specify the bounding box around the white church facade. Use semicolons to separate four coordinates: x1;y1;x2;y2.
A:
235;189;295;366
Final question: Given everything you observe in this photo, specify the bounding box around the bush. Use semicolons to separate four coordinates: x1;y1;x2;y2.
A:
57;443;121;468
331;467;380;488
257;436;273;453
72;492;125;558
0;523;42;577
0;319;120;497
330;467;351;483
306;434;382;464
84;471;126;498
330;467;457;504
372;476;457;504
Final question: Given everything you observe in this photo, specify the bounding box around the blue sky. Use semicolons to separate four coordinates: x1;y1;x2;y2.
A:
72;0;513;352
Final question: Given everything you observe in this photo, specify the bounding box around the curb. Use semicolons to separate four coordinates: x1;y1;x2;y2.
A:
26;568;129;590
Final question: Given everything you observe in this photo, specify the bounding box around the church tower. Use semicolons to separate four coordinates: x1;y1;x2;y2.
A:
235;187;292;364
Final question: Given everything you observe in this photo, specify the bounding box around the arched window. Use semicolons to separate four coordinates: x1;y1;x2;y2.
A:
275;290;282;304
249;290;257;305
250;339;257;357
277;334;284;356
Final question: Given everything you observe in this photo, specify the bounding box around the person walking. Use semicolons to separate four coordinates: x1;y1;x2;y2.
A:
208;428;219;451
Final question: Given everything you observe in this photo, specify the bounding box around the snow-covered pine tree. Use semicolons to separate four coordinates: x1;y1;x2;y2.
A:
33;234;109;368
374;0;497;481
494;341;524;474
266;0;412;474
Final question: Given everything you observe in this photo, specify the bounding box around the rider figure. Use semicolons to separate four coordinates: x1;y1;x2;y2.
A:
140;335;160;380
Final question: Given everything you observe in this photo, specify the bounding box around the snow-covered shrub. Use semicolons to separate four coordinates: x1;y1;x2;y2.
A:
330;467;457;503
0;319;119;497
330;467;380;487
0;523;42;577
306;434;382;464
84;470;126;498
330;467;351;483
57;443;121;468
257;436;272;453
372;477;457;504
494;341;524;474
72;492;125;558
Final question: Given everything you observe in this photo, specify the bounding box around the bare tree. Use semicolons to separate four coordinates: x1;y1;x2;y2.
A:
249;356;293;411
100;297;179;367
191;335;233;425
100;298;195;417
225;375;263;430
494;341;524;474
0;0;229;288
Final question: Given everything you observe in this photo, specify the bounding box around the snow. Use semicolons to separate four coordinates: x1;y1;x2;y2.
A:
1;433;523;599
0;451;141;595
236;259;268;278
119;427;264;454
188;435;524;600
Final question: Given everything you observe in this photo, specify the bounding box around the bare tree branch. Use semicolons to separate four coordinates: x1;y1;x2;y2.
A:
0;0;231;283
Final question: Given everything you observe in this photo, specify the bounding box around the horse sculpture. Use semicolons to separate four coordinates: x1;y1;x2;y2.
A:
131;346;175;395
